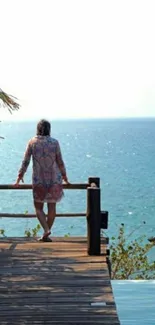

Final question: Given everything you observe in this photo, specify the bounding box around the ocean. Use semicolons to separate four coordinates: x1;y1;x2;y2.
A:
0;118;155;241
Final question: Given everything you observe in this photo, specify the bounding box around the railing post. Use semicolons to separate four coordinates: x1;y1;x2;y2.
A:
88;177;100;188
87;178;101;256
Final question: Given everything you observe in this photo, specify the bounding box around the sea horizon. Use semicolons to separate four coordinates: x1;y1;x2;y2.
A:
1;116;155;123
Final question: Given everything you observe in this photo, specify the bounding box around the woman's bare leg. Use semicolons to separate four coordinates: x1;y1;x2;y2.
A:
47;203;56;230
34;201;49;234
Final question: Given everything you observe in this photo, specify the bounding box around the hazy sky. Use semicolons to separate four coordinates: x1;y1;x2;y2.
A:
1;0;155;120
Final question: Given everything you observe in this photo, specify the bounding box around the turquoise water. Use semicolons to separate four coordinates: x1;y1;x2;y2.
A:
112;280;155;325
0;118;155;240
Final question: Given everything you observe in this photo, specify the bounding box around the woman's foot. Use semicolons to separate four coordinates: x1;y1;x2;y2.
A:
38;236;52;242
43;230;51;239
38;230;51;242
43;237;52;242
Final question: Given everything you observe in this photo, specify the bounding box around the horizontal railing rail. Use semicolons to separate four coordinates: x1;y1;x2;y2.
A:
0;183;89;190
0;213;86;218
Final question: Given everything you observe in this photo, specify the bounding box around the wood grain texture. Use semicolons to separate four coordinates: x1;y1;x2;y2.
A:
0;237;120;324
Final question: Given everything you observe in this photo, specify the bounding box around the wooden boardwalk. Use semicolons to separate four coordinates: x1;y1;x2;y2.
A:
0;237;120;325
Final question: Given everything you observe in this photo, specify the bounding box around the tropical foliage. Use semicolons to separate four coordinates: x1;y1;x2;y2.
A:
0;88;20;113
110;223;155;279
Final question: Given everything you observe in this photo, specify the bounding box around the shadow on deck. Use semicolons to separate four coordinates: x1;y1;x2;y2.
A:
0;237;120;325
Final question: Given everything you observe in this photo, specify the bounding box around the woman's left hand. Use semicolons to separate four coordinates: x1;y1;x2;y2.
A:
14;176;24;187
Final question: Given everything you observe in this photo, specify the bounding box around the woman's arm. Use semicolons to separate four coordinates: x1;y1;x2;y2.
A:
56;141;68;182
15;140;32;184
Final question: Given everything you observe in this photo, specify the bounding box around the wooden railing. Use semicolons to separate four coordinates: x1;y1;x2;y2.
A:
0;177;108;255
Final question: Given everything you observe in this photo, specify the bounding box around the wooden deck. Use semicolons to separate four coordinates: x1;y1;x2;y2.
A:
0;237;120;325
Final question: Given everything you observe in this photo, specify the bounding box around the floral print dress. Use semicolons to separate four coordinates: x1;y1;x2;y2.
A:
18;136;66;203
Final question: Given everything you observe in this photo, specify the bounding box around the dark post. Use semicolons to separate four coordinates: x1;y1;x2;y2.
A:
88;177;100;188
106;256;112;279
87;184;101;255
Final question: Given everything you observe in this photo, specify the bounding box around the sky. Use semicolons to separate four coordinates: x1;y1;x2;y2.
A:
1;0;155;120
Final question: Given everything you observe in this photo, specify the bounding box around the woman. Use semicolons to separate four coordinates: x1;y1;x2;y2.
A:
15;119;69;241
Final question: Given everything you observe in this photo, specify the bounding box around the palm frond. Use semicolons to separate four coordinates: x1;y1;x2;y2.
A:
0;88;20;113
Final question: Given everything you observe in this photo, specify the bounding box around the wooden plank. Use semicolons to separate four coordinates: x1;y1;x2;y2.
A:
0;263;108;271
0;237;109;244
7;244;107;252
0;265;109;275
0;251;107;258
0;285;113;291
3;253;107;259
0;256;107;264
0;291;114;298
0;243;108;250
0;296;115;303
0;282;111;289
0;319;120;323
0;320;120;325
0;321;120;324
0;289;113;296
0;243;12;249
1;317;120;325
0;286;113;299
0;275;110;281
0;239;107;249
0;253;108;259
10;241;106;248
0;304;117;311
0;312;118;319
0;269;107;276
